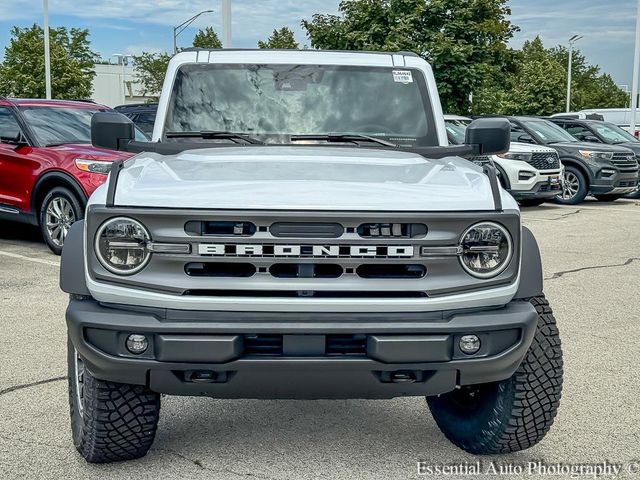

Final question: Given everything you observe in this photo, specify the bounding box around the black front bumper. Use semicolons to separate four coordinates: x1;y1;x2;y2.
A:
66;299;538;399
591;170;639;195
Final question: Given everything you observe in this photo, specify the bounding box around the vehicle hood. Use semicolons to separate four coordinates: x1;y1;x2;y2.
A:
613;142;640;155
48;143;132;160
550;142;635;154
507;142;556;154
90;146;517;212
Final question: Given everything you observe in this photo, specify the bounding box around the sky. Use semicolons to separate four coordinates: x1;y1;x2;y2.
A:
0;0;637;87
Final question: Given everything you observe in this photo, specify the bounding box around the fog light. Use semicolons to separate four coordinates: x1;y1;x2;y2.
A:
459;335;481;355
126;334;148;354
518;171;535;180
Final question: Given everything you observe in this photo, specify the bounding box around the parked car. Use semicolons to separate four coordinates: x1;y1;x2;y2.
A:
114;103;157;137
445;115;563;207
497;116;638;204
0;98;141;254
548;117;640;199
552;109;640;136
549;112;604;121
61;49;563;463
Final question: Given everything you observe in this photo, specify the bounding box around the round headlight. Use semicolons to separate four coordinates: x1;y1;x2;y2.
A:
95;217;151;275
459;222;512;278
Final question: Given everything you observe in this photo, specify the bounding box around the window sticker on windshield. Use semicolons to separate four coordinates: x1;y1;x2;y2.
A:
392;70;413;84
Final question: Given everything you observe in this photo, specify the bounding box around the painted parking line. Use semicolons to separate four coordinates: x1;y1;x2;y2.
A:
0;250;60;267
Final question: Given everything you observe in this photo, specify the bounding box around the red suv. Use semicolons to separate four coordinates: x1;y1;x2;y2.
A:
0;98;139;254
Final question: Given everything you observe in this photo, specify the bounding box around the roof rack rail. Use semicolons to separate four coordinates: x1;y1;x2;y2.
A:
178;47;421;57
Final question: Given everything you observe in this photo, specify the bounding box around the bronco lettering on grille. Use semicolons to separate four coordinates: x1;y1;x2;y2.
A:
197;244;415;258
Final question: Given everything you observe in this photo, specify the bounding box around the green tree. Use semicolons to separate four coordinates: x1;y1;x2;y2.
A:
548;46;629;110
302;0;518;113
132;52;170;99
0;24;98;99
258;27;300;49
472;36;630;115
192;26;222;49
505;38;566;115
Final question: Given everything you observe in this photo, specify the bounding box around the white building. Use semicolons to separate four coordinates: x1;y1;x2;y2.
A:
91;63;152;107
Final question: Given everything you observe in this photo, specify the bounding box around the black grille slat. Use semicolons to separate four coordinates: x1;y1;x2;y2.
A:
269;264;343;278
270;222;344;238
185;221;257;236
185;262;256;277
529;152;560;170
357;223;427;238
356;264;426;279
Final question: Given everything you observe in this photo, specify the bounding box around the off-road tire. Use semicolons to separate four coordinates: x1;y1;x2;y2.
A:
518;198;546;207
68;338;161;463
40;187;84;255
427;295;563;454
554;166;588;205
593;194;623;202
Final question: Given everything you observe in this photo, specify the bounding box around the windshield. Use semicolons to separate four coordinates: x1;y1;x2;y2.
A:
522;119;578;144
21;106;99;145
21;106;148;145
444;120;468;144
594;122;638;144
164;64;438;146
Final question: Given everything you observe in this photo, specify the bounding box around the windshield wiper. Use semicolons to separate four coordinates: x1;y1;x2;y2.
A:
46;141;89;147
290;133;397;147
165;131;263;144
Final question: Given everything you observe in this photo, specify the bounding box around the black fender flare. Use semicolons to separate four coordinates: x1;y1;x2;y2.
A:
514;226;543;299
31;170;87;216
60;220;90;296
493;163;511;190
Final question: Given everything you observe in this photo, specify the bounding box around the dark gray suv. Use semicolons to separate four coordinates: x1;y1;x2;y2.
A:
504;116;638;204
548;117;640;199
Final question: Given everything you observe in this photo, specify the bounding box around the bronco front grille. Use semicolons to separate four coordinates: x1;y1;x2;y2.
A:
529;152;560;170
87;208;522;299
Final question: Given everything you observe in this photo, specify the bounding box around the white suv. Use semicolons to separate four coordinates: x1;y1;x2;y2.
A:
61;50;563;463
445;115;563;206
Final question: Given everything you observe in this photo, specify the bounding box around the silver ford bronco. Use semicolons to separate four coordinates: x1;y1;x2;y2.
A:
60;49;563;463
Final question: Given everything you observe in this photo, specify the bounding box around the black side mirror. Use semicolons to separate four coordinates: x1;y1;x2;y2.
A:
517;134;534;144
0;131;27;147
91;112;135;151
465;118;510;155
583;135;601;143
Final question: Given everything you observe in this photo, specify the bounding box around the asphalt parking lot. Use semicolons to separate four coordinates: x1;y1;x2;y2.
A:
1;200;639;480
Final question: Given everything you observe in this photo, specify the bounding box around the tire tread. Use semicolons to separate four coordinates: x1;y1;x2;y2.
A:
68;365;160;463
428;295;563;454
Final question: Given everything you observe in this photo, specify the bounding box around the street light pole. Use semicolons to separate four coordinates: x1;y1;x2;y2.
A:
173;10;214;54
43;0;52;99
222;0;232;48
630;0;640;136
566;35;583;112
